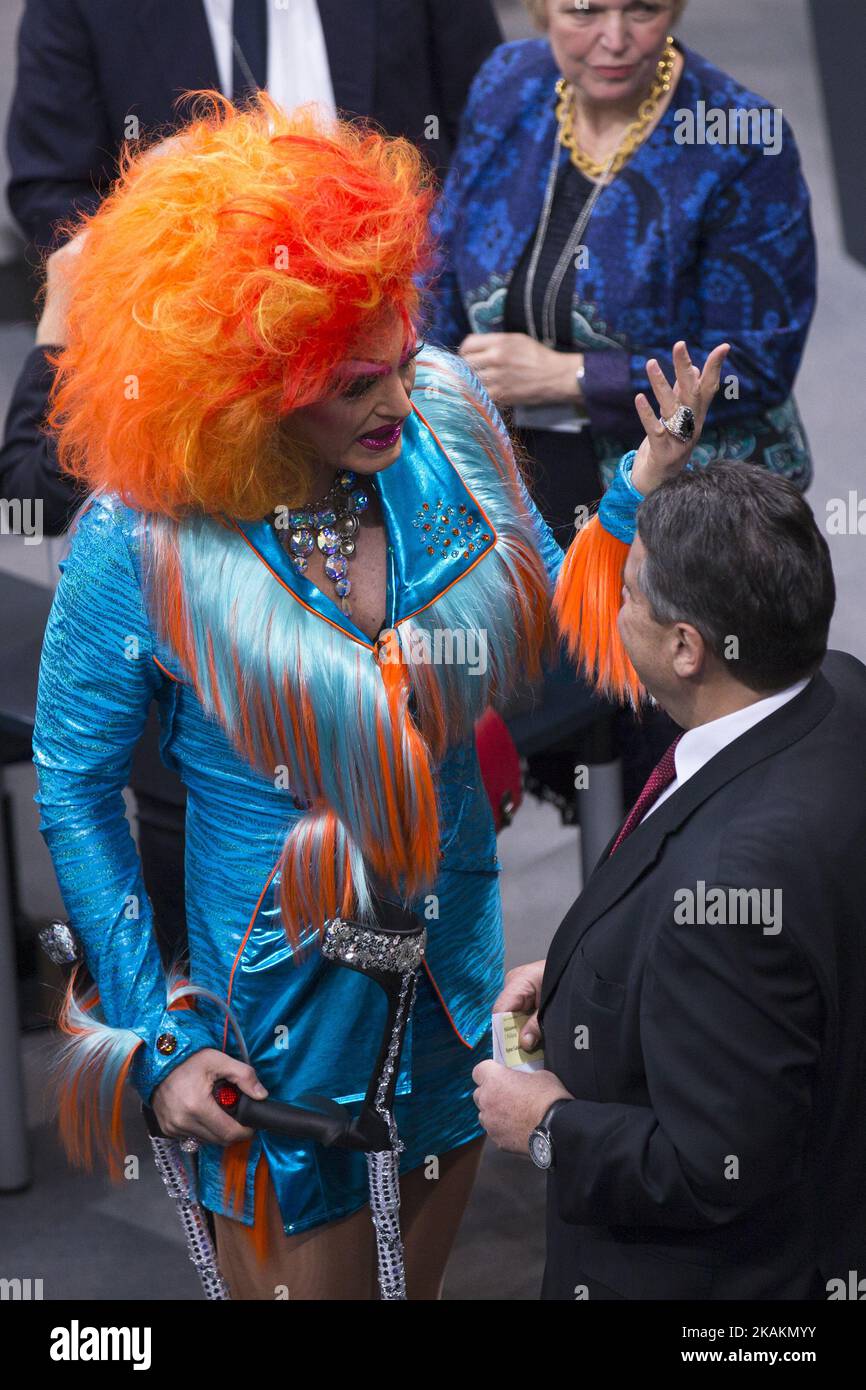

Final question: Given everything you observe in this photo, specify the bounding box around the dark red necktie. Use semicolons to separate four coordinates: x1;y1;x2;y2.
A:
608;734;683;856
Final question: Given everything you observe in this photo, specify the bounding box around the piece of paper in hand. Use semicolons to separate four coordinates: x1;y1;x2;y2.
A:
492;1011;545;1071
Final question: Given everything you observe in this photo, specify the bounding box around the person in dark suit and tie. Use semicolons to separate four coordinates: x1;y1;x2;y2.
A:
472;443;866;1300
7;0;503;252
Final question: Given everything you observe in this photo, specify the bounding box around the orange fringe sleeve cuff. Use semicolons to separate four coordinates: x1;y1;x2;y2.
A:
552;515;644;709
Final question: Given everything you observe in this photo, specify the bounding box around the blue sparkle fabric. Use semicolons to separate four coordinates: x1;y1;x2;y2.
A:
598;450;644;544
31;354;586;1235
428;39;817;489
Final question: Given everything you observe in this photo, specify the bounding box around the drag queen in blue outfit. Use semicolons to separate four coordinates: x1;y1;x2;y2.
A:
32;91;725;1299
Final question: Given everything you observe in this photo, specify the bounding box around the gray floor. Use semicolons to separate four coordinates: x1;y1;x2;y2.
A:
1;0;865;1300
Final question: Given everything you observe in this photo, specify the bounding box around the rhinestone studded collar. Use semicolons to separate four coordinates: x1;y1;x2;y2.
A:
231;403;499;646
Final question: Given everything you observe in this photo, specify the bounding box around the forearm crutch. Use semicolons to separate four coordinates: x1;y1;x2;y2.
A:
210;904;427;1300
43;900;425;1301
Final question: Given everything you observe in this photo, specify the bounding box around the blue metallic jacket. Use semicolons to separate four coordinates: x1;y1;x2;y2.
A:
33;347;586;1229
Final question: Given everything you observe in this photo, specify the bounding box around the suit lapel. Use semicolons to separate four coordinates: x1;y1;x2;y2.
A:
538;671;836;1016
132;2;377;116
316;0;376;118
133;1;220;105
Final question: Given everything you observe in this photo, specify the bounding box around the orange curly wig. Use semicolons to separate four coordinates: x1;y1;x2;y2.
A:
46;92;437;519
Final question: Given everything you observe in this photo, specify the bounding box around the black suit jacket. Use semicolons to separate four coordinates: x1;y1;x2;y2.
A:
6;0;502;251
536;651;866;1300
0;346;84;535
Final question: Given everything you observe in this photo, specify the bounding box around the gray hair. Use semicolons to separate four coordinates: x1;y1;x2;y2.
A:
634;461;835;692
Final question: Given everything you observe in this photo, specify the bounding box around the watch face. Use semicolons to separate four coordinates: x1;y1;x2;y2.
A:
529;1129;553;1169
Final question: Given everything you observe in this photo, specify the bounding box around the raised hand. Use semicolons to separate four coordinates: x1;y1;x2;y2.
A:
35;228;89;348
631;340;730;495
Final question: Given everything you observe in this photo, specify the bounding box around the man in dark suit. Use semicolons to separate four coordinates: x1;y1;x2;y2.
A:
474;459;866;1300
6;0;502;253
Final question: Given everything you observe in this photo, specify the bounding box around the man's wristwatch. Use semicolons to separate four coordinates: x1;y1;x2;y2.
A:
528;1098;571;1170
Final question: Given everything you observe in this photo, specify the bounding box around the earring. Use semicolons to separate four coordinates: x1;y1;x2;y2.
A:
656;38;676;93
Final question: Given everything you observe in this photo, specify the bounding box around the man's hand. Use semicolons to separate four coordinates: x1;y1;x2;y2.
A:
493;959;546;1050
151;1048;269;1147
34;134;190;350
458;332;583;408
472;1060;572;1154
631;340;730;495
35;229;88;347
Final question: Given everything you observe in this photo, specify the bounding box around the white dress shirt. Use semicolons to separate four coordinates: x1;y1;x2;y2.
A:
202;0;337;118
640;676;811;824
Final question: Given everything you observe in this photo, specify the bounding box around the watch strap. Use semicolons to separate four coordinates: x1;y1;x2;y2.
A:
540;1097;571;1135
529;1097;572;1170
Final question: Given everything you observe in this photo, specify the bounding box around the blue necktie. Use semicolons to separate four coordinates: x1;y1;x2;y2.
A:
231;0;268;101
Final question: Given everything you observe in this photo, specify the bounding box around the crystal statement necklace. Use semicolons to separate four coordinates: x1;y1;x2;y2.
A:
275;469;370;616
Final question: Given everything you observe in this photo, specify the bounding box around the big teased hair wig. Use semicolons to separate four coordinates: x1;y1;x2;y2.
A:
46;91;437;520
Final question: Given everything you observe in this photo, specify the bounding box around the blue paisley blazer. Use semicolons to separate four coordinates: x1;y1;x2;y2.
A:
427;39;817;488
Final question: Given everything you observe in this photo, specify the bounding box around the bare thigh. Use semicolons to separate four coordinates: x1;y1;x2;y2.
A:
212;1137;484;1301
213;1177;377;1301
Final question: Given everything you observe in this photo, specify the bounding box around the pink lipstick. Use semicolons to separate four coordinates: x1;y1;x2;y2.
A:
357;420;403;451
593;65;636;80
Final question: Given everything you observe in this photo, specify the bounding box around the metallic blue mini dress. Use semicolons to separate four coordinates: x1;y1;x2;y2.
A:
33;348;571;1234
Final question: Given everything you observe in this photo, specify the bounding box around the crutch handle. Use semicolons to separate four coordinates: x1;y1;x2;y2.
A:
212;1080;360;1149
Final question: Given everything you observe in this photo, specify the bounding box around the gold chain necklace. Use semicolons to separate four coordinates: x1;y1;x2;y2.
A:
555;38;676;181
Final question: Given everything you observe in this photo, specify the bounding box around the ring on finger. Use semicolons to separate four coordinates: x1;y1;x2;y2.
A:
661;405;696;443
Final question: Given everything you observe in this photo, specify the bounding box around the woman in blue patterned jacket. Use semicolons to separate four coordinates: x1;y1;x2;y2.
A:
428;0;816;810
